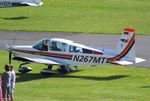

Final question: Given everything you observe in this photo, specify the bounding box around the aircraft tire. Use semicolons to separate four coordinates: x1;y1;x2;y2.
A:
57;65;70;74
40;68;58;76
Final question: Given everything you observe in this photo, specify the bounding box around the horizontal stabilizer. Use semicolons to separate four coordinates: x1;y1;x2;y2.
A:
114;57;146;65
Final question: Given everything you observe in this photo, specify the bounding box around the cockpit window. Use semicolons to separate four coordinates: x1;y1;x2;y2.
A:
69;45;92;54
49;41;67;52
33;39;49;51
69;45;82;53
83;49;92;53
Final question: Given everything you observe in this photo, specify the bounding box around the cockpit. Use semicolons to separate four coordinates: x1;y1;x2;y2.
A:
33;38;49;51
33;38;71;52
33;38;103;55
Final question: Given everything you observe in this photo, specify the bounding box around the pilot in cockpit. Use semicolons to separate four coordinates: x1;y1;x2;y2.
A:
42;39;48;51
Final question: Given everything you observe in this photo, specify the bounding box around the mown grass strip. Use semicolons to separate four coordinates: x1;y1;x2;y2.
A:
0;0;149;34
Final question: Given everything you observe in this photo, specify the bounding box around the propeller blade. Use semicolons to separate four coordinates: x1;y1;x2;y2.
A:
3;42;9;50
9;51;12;64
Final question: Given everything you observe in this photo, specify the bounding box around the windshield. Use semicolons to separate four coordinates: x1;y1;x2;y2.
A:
33;39;49;51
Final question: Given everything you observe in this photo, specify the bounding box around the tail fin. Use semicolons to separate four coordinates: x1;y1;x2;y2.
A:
111;28;136;62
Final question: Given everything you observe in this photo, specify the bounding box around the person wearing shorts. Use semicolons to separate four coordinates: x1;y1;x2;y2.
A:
2;64;12;101
10;64;16;101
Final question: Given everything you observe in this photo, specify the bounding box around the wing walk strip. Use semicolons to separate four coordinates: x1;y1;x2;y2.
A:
12;49;73;60
108;34;135;61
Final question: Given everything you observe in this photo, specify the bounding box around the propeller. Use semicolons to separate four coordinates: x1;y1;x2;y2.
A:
4;36;17;64
4;38;16;64
4;43;13;64
9;50;12;64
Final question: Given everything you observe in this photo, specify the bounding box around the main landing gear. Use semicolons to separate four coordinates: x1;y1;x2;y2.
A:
40;65;76;75
18;63;78;75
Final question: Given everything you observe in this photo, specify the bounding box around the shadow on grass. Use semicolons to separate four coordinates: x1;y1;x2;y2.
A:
141;86;150;88
62;75;129;81
16;73;49;83
16;73;129;83
2;16;29;20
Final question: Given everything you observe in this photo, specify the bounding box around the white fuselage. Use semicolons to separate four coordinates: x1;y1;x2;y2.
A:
12;45;108;66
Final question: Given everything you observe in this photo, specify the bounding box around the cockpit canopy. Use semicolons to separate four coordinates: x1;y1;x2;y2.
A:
33;38;103;55
33;38;49;51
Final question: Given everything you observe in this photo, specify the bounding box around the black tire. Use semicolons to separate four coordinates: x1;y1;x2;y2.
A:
57;65;70;74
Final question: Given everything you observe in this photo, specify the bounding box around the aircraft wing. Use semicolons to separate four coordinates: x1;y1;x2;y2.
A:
21;2;43;6
14;57;62;65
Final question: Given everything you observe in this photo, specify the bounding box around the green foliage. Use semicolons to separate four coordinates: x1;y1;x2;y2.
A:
0;0;149;34
0;51;150;101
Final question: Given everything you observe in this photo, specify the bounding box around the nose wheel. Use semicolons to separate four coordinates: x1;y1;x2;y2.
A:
18;62;32;73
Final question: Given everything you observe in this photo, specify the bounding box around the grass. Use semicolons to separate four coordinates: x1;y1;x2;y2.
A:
0;51;150;101
0;0;149;34
0;0;149;100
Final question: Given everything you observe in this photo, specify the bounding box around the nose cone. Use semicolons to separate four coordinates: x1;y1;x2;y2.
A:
5;45;13;52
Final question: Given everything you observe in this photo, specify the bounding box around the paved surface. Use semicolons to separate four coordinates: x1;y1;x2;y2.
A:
0;31;149;68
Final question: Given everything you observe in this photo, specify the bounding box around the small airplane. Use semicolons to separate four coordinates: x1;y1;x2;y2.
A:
0;0;43;7
6;28;145;74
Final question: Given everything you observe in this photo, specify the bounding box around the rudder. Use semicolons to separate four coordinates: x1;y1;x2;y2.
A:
112;28;136;62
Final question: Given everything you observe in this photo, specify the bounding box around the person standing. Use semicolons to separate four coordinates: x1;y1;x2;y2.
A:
0;74;3;101
10;64;16;101
2;64;12;101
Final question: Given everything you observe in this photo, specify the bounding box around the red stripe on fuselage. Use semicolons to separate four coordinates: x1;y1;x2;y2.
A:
12;49;73;59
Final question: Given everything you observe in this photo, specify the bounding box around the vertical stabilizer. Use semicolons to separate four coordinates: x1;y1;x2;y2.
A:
110;28;136;62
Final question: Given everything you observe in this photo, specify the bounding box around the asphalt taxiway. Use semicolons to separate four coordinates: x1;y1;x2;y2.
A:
0;31;149;68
